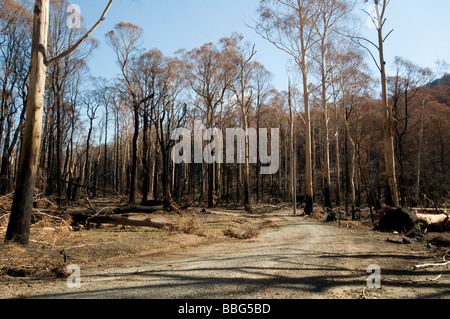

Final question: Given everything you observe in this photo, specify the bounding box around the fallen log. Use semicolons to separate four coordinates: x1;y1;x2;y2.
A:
416;213;450;232
416;213;448;225
413;208;448;215
27;205;164;216
141;200;164;207
111;205;164;215
86;216;171;229
52;205;162;218
25;204;165;230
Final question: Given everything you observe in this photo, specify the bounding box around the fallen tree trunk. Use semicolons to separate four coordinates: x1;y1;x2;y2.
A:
3;199;168;230
110;205;163;215
67;208;165;228
416;213;450;232
413;208;448;215
38;205;163;216
416;213;448;225
86;216;171;229
19;205;164;216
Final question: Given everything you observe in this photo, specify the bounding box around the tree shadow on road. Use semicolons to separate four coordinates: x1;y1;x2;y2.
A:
28;250;450;299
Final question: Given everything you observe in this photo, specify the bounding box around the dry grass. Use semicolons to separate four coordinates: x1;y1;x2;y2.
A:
223;225;260;240
0;213;9;228
0;212;75;279
0;242;66;278
169;214;206;235
0;211;73;247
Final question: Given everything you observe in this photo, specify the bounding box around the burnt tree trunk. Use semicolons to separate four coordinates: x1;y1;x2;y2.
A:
129;102;139;204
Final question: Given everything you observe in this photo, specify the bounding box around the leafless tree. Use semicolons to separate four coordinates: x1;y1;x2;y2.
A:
6;0;114;246
255;0;320;214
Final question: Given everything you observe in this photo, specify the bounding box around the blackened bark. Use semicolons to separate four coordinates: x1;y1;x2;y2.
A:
129;102;139;204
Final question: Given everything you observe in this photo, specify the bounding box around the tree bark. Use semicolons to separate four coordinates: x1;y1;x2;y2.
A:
242;112;251;208
375;2;399;208
142;105;150;202
5;0;114;245
301;45;313;215
415;99;425;205
104;101;108;192
5;0;50;245
333;93;341;206
84;117;93;193
304;88;313;214
321;52;332;209
289;83;297;215
129;102;139;204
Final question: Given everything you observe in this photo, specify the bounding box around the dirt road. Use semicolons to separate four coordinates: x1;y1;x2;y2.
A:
9;211;447;299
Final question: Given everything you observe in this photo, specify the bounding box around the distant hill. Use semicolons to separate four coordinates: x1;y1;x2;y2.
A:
431;73;450;88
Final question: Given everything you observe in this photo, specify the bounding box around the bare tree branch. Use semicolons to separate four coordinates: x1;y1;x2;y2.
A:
45;0;114;66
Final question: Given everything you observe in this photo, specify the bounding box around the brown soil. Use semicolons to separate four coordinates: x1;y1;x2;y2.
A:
0;201;286;286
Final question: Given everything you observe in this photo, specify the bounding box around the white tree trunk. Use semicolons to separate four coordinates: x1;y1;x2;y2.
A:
5;0;50;245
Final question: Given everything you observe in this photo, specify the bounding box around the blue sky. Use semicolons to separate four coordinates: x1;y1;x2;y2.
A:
75;0;450;91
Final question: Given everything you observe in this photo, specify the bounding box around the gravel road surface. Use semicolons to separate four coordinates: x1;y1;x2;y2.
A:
8;212;449;299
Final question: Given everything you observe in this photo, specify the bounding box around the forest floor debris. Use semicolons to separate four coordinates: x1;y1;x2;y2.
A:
0;198;285;283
